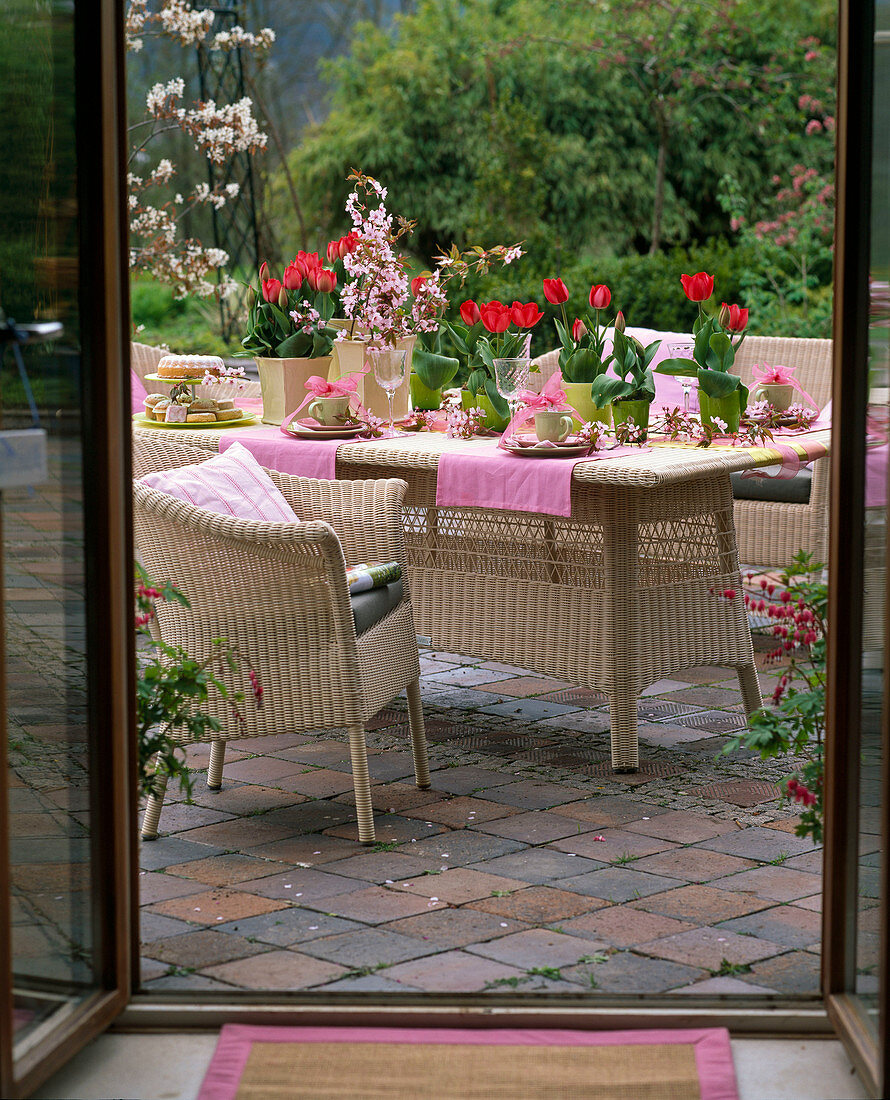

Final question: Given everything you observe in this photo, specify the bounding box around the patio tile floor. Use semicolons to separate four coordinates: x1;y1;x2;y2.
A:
136;645;826;998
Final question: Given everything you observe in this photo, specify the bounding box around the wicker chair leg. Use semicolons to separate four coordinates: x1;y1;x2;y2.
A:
207;740;226;790
736;665;763;715
348;725;375;844
141;767;169;841
406;679;431;790
609;693;640;772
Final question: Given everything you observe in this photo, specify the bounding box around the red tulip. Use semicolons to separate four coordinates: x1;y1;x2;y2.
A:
258;260;269;282
341;232;359;256
262;277;282;303
277;287;289;310
411;275;427;297
326;240;340;263
315;268;337;294
614;310;626;334
721;302;749;333
589;284;611;309
293;250;323;278
543;277;569;304
572;318;587;341
510;300;543;328
460;300;482;325
680;271;715;302
283;263;302;291
480;300;511;333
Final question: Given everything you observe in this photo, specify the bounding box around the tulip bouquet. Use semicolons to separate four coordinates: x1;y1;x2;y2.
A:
654;271;750;427
545;277;616;387
242;251;340;359
589;313;658;408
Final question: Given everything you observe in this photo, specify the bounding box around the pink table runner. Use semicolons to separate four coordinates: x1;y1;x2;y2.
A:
436;437;647;517
220;428;346;480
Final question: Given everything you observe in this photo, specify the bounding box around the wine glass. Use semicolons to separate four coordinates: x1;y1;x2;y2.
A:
367;347;407;437
493;356;531;422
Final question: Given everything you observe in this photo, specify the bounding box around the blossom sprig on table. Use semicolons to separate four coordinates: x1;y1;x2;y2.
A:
747;399;819;431
445;405;487;439
575;419;609;450
612;420;648;446
652;406;773;448
201;362;246;387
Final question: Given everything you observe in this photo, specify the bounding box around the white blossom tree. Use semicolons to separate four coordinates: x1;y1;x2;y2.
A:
125;0;272;299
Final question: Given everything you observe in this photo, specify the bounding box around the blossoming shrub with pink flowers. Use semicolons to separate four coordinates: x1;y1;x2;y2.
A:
135;564;262;800
721;551;826;842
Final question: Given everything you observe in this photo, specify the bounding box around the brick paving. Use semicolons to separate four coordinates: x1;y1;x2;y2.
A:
126;643;835;996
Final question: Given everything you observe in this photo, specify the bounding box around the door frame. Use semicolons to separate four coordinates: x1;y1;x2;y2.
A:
0;0;135;1095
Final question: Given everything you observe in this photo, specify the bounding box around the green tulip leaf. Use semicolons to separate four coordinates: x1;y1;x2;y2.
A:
483;376;509;418
590;376;632;405
708;332;735;372
413;347;459;391
697;368;740;398
467;368;488;395
655;357;698;377
565;347;606;383
275;331;313;359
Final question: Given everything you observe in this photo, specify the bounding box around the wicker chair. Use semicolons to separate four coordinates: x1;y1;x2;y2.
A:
133;435;430;844
532;334;832;569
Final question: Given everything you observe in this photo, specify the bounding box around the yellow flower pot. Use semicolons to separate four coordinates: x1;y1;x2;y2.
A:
329;336;416;420
255;356;331;426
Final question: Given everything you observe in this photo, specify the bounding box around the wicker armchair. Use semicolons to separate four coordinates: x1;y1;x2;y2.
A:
133;436;430;844
532;334;832;569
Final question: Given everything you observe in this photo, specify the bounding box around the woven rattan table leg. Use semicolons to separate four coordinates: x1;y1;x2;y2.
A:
207;740;226;790
348;725;376;844
736;664;763;715
406;679;431;789
603;501;641;771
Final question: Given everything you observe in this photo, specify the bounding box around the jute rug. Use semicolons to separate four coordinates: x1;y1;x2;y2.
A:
197;1025;738;1100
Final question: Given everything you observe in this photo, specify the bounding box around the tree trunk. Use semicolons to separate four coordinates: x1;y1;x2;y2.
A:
649;110;669;255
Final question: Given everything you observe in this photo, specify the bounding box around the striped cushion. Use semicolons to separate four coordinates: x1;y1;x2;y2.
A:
139;442;299;522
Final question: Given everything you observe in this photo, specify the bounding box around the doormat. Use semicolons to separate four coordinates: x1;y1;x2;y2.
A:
198;1024;738;1100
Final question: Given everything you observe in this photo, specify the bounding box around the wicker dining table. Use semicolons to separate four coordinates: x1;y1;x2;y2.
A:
133;422;830;771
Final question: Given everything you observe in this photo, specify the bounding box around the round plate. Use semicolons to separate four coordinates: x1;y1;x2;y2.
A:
133;413;257;430
143;373;206;386
503;438;592;458
287;421;366;440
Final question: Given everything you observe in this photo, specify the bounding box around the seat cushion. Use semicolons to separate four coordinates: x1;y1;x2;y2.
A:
139;441;299;522
731;468;812;504
351;580;404;634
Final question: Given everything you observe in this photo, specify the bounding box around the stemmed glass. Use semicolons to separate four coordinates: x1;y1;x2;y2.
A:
367;347;407;437
493;356;531;422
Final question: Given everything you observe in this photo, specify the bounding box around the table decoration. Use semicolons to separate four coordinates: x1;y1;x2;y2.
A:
654;272;750;432
590;314;657;441
544;276;616;425
750;362;819;413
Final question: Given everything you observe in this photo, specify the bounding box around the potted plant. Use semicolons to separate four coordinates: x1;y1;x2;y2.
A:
545;277;615;425
241;254;339;425
654;271;750;432
589;314;658;440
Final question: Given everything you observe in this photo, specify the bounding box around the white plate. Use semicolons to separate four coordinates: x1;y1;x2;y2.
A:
503;439;592;458
287;423;366;440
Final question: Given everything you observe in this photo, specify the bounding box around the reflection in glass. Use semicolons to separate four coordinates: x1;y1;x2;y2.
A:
2;0;98;1051
855;15;890;1024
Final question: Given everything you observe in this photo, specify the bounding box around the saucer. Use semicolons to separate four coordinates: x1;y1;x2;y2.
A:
287;418;366;440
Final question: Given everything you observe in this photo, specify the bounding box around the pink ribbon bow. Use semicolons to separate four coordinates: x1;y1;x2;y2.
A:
752;362;818;410
500;370;570;444
304;372;363;398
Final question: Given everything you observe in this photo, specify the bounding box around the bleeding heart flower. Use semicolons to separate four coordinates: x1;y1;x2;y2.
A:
283;263;302;291
315;268;337;294
262;277;282;303
589;284;611;309
543;277;569;304
460;300;481;325
480;300;511;333
510;300;543;327
572;318;587;341
411;274;427;296
680;271;715;302
722;302;749;333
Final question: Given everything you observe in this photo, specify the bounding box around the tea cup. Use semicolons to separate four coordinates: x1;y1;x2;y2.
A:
308;394;352;425
752;382;795;413
534;410;574;443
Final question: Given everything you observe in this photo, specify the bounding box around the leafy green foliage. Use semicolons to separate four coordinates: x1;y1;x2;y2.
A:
591;329;657;405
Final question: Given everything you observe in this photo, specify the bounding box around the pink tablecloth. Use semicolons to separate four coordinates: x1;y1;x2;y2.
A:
219;429;346;480
436;438;646;517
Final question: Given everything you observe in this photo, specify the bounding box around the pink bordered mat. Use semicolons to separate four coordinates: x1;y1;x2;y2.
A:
197;1024;738;1100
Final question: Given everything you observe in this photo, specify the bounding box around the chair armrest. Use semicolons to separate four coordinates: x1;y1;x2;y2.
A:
267;472;409;566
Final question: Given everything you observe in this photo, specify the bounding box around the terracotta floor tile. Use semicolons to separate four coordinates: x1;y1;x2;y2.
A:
148;888;287;925
640;926;787;970
332;782;442;814
424;766;516;795
244;834;358;866
316;850;446;884
738;950;821;995
469;848;606;884
213;909;363;947
235;867;364;902
562;951;704;993
631;884;771;923
303;885;447;925
468;928;606;970
548;828;676;862
139;912;196;944
382;908;529;949
202;950;349;990
324;814;446;845
383;950;526;992
631;848;755;883
792;894;822;913
478;781;591;810
557;906;696;947
165;854;285;887
708;865;823;902
549;797;671;826
395;867;531;905
674;975;777;994
400;796;518;827
189;784;306;816
717;904;822;949
299;928;439;968
474;810;590;845
556;866;680;903
467;885;601;924
220;757;313;784
406;832;525;867
472;676;577;696
281;768;369;799
271;741;369;767
697;826;818;861
146;803;235;835
148;929;268;968
138;872;206;905
176;818;296;850
623;810;740;845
